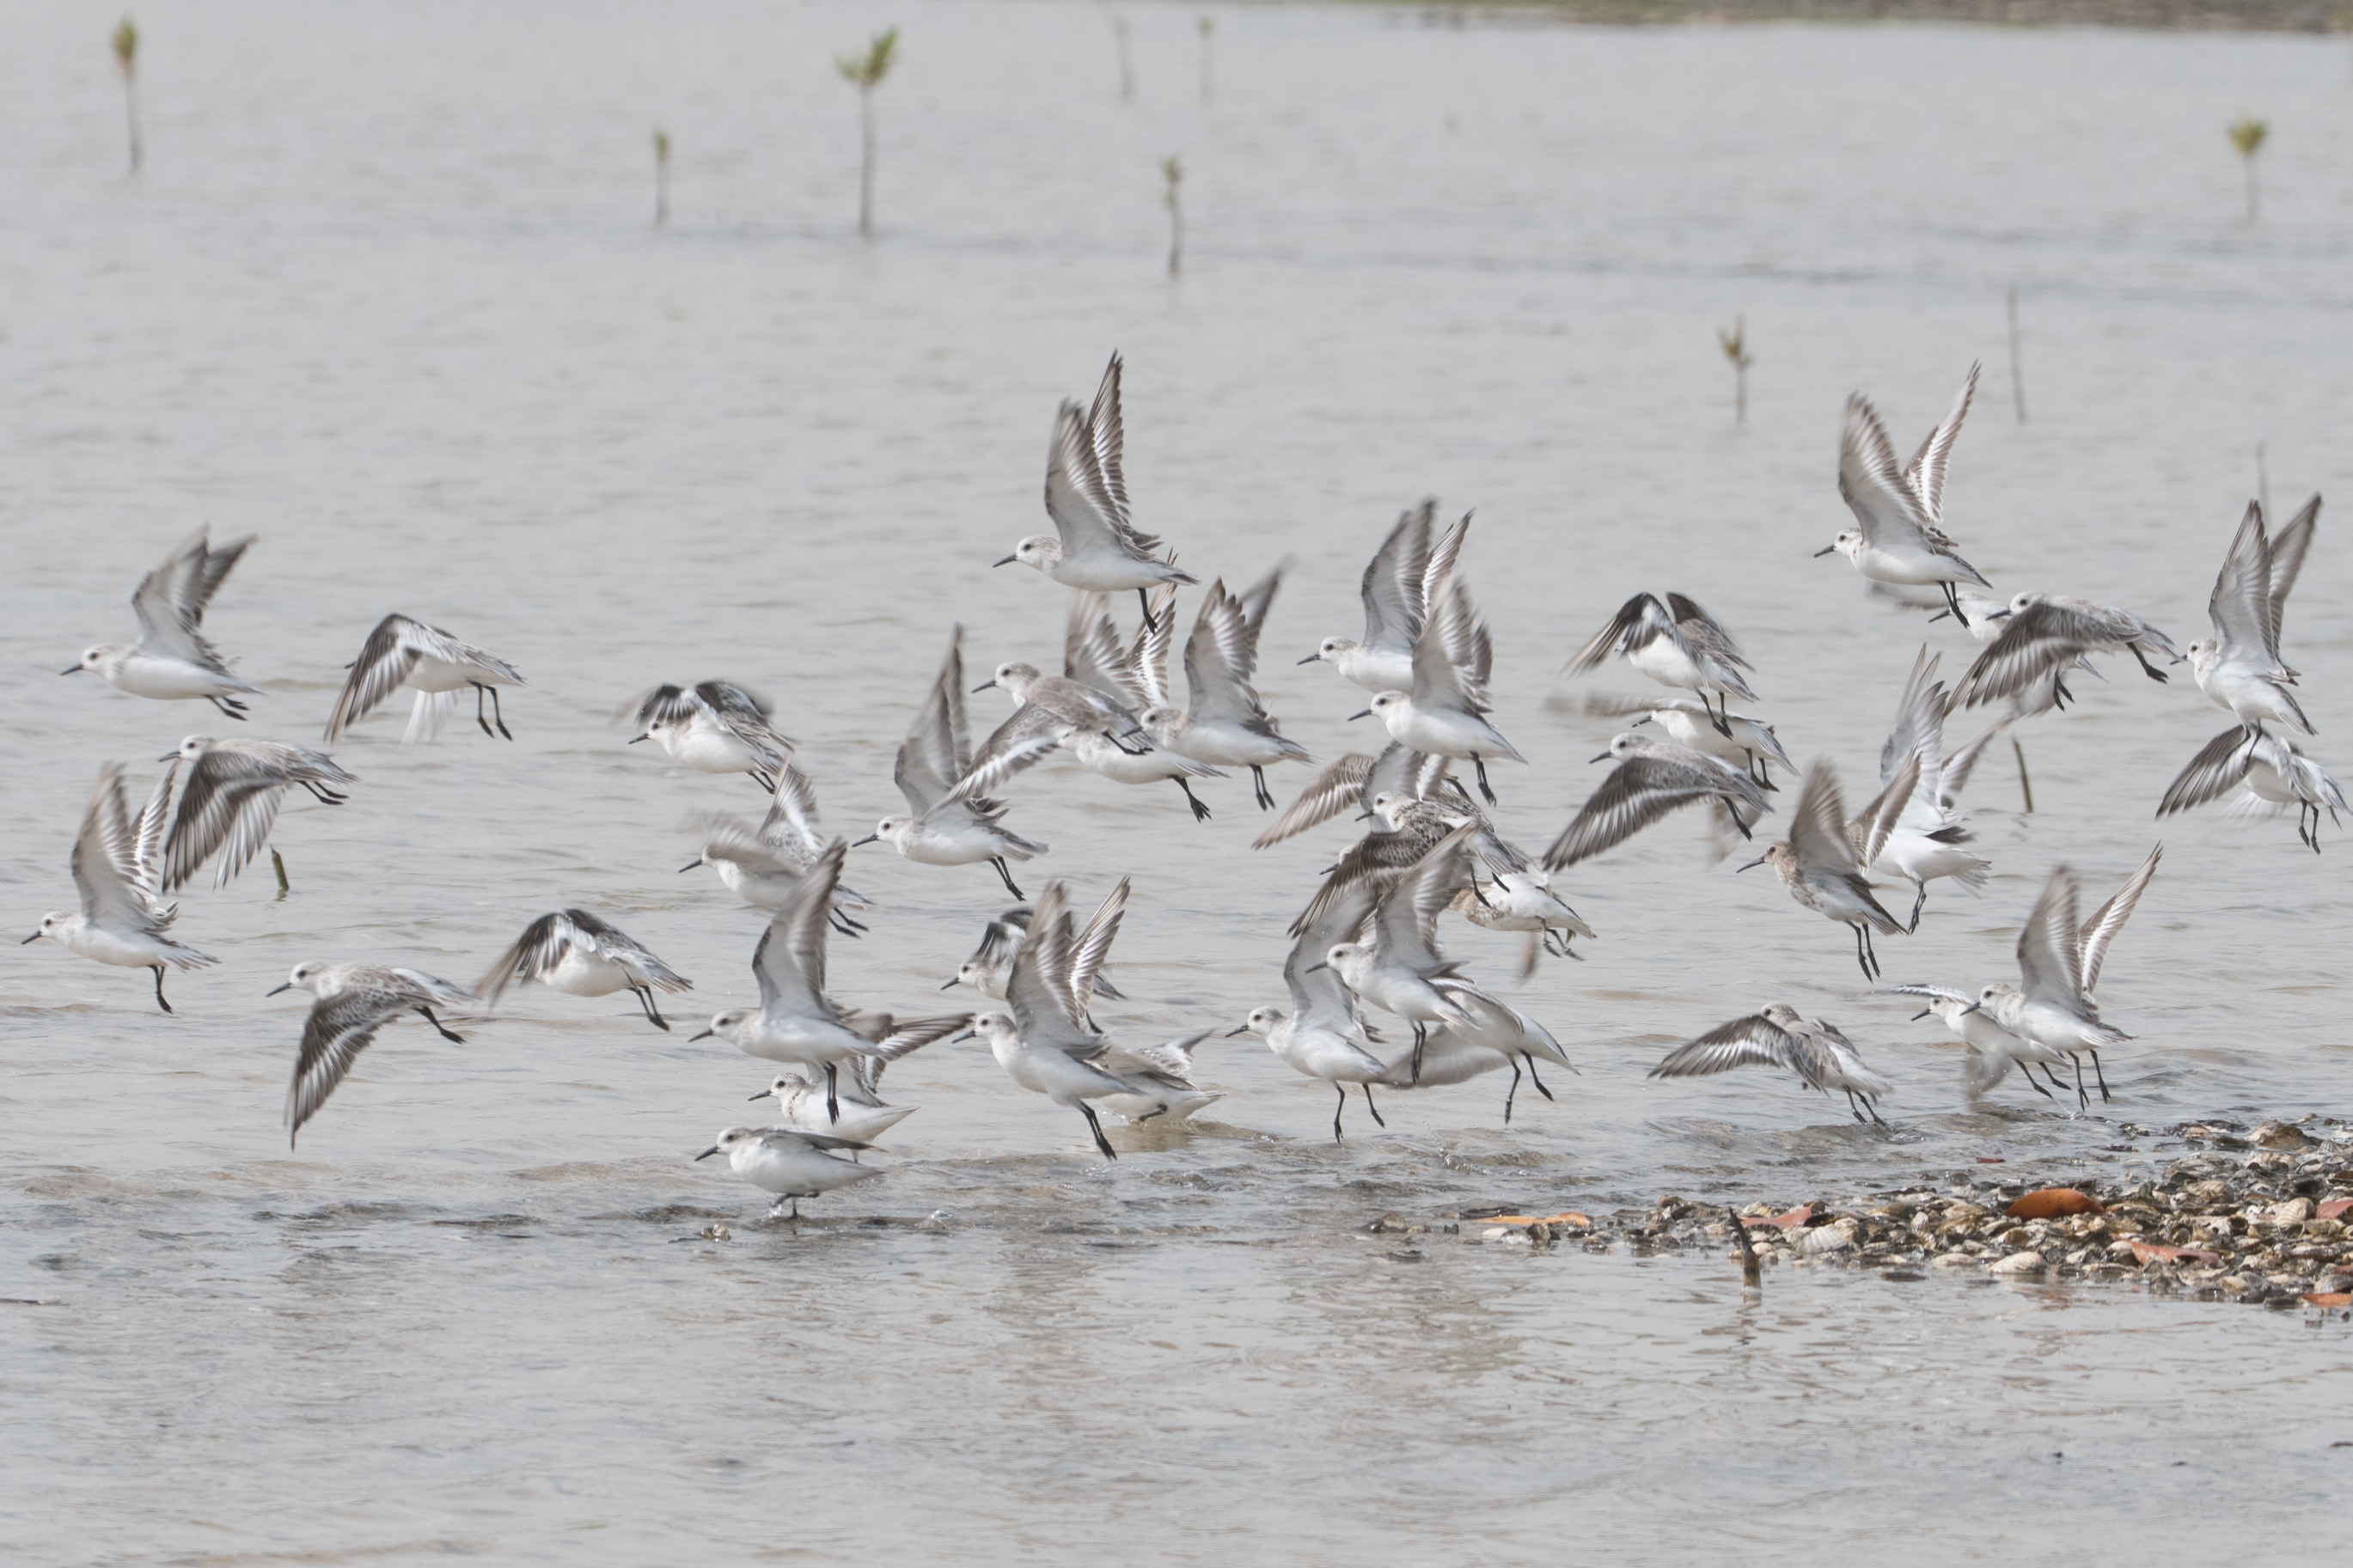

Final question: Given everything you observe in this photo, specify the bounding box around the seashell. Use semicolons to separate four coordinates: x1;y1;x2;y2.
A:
2270;1198;2314;1226
1987;1251;2044;1275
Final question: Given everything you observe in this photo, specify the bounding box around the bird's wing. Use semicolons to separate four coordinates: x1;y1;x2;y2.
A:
2075;845;2160;996
2156;728;2257;817
1665;594;1751;672
562;908;688;990
1564;594;1655;675
475;912;565;1003
1936;717;2010;815
895;629;970;814
751;841;846;1019
1066;591;1148;711
944;705;1072;806
2014;866;2083;1006
285;990;403;1142
1953;603;2099;707
1888;983;1972;1008
1290;823;1438;937
1877;647;1946;793
1254;753;1376;849
322;614;436;739
1374;822;1479;971
863;1013;971;1064
2265;494;2319;653
966;908;1030;969
1903;362;1979;528
1647;1015;1800;1080
159;749;290;891
697;818;796;876
757;765;828;860
1422;511;1472;623
1129;583;1180;708
1542;756;1735;869
1228;564;1286;685
1286;916;1368;1035
131;761;174;889
1849;750;1919;869
1791;760;1862;876
1086;352;1131;528
1838;395;1940;552
1426;579;1493;706
131;528;251;669
1005;885;1096;1052
1409;600;1476;712
756;1126;874;1156
696;681;791;761
2208;503;2278;663
1066;879;1130;1022
1183;583;1270;726
70;765;157;928
1361;500;1435;653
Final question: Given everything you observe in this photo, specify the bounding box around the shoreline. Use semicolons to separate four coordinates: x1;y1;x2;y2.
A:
1389;1;2348;32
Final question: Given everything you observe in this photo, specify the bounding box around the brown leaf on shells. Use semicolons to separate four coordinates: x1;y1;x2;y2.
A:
1741;1205;1812;1229
2317;1199;2353;1221
2005;1188;2105;1220
2129;1240;2221;1266
1488;1212;1592;1228
2300;1292;2352;1309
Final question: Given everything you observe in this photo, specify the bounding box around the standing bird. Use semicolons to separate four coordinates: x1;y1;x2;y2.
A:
1564;592;1759;737
693;1126;886;1219
995;353;1195;627
1358;574;1520;804
1739;760;1907;981
1953;593;2179;711
150;735;355;893
746;1072;918;1146
1232;902;1395;1142
475;909;693;1031
857;628;1046;900
2159;726;2345;852
1542;732;1769;869
22;763;215;1014
1144;570;1314;808
626;681;794;790
2184;497;2319;738
64;528;261;720
1971;847;2161;1105
1648;1004;1892;1126
689;842;951;1121
1302;499;1470;693
1818;375;1993;625
270;962;477;1144
323;613;525;743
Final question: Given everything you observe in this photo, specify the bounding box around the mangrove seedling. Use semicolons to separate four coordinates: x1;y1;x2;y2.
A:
1162;154;1183;277
1718;316;1753;425
652;128;670;227
1199;15;1214;105
113;16;141;174
2228;114;2268;223
836;27;899;236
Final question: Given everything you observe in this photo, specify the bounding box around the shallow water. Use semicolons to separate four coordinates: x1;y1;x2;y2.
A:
7;1;2353;1560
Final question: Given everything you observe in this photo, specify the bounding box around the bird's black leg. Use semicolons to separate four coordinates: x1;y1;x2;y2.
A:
487;685;513;740
1080;1101;1117;1159
151;965;173;1014
2016;1060;2054;1099
2130;644;2168;683
2052;676;2073;711
1526;1057;1555;1101
209;695;248;720
1410;1022;1427;1083
824;1061;840;1122
828;907;867;938
1473;757;1496;806
1176;777;1213;822
1362;1083;1385;1128
635;985;669;1031
1846;1089;1866;1124
473;683;495;737
991;857;1025;900
1251;765;1274;810
1332;1083;1347;1143
2088;1050;2111;1103
2063;1058;2087;1111
1863;1094;1889;1128
1136;587;1156;631
1853;924;1879;981
1908;882;1927;934
1504;1057;1521;1125
1708;692;1733;738
416;1006;465;1044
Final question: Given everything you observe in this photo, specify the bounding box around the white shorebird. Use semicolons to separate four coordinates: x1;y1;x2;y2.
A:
2184;497;2319;738
64;528;260;720
1818;375;1994;625
1287;784;1490;939
475;909;693;1031
1566;592;1758;737
1970;848;2161;1105
1302;500;1470;693
1451;863;1597;979
746;1073;917;1146
2159;725;2346;852
942;905;1124;1004
1408;987;1577;1123
1318;822;1494;1080
1143;570;1313;808
1648;1004;1892;1126
1867;650;1997;930
1953;593;2179;711
963;880;1157;1158
1253;741;1450;850
856;627;1045;900
694;1126;886;1219
1628;704;1793;788
996;352;1195;626
1232;904;1396;1141
1356;572;1520;804
22;763;215;1014
689;841;953;1121
1892;985;2081;1108
150;735;355;893
269;962;476;1144
1542;732;1769;869
1739;760;1907;981
1066;589;1227;818
682;764;871;931
323;613;525;743
626;680;794;790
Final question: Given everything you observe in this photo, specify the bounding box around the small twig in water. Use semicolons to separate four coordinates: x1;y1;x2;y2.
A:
1162;154;1183;278
2014;739;2035;815
1718;317;1752;426
1728;1206;1762;1290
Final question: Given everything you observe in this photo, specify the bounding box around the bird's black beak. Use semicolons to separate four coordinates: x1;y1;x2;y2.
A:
1304;961;1328;973
1986;609;2012;621
1736;856;1767;873
1812;544;1837;558
851;833;879;847
939;977;962;991
693;1145;720;1162
1926;608;1952;624
59;664;84;675
1346;709;1371;722
266;981;292;995
992;554;1017;568
156;751;178;762
688;1028;714;1041
1589;751;1611;764
1296;652;1320;665
627;734;651;745
950;1028;975;1044
1223;1024;1251;1038
1959;1001;1982;1016
746;1088;774;1101
971;680;997;693
1629;715;1652;727
20;931;43;944
677;858;703;874
1910;1007;1931;1022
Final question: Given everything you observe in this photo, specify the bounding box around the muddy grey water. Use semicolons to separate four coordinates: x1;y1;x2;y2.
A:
8;1;2353;1559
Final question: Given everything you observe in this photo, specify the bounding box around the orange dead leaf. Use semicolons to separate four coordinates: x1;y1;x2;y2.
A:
2005;1188;2105;1220
2317;1199;2353;1221
2129;1240;2220;1266
1742;1205;1812;1229
1489;1212;1592;1228
2301;1292;2352;1309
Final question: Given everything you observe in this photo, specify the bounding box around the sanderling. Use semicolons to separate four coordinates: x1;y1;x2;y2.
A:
1818;375;1992;625
952;641;1158;806
1565;592;1758;736
683;764;871;930
942;905;1124;1004
1253;742;1450;849
962;880;1158;1158
64;528;260;720
1287;784;1488;937
855;628;1045;900
1648;1004;1892;1126
2159;725;2345;851
1317;821;1495;1080
1143;570;1313;808
747;1073;916;1145
323;613;524;743
1231;902;1395;1141
1302;499;1470;693
476;909;693;1031
694;1126;886;1219
1451;867;1596;979
1738;760;1907;980
1867;650;1995;930
1414;990;1577;1123
1892;985;2080;1107
21;763;215;1013
2184;497;2319;738
626;681;794;790
1953;594;2179;711
150;735;355;893
1541;732;1769;869
1355;570;1520;803
269;962;476;1144
996;353;1195;626
689;841;949;1121
1626;703;1793;788
1971;846;2162;1104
